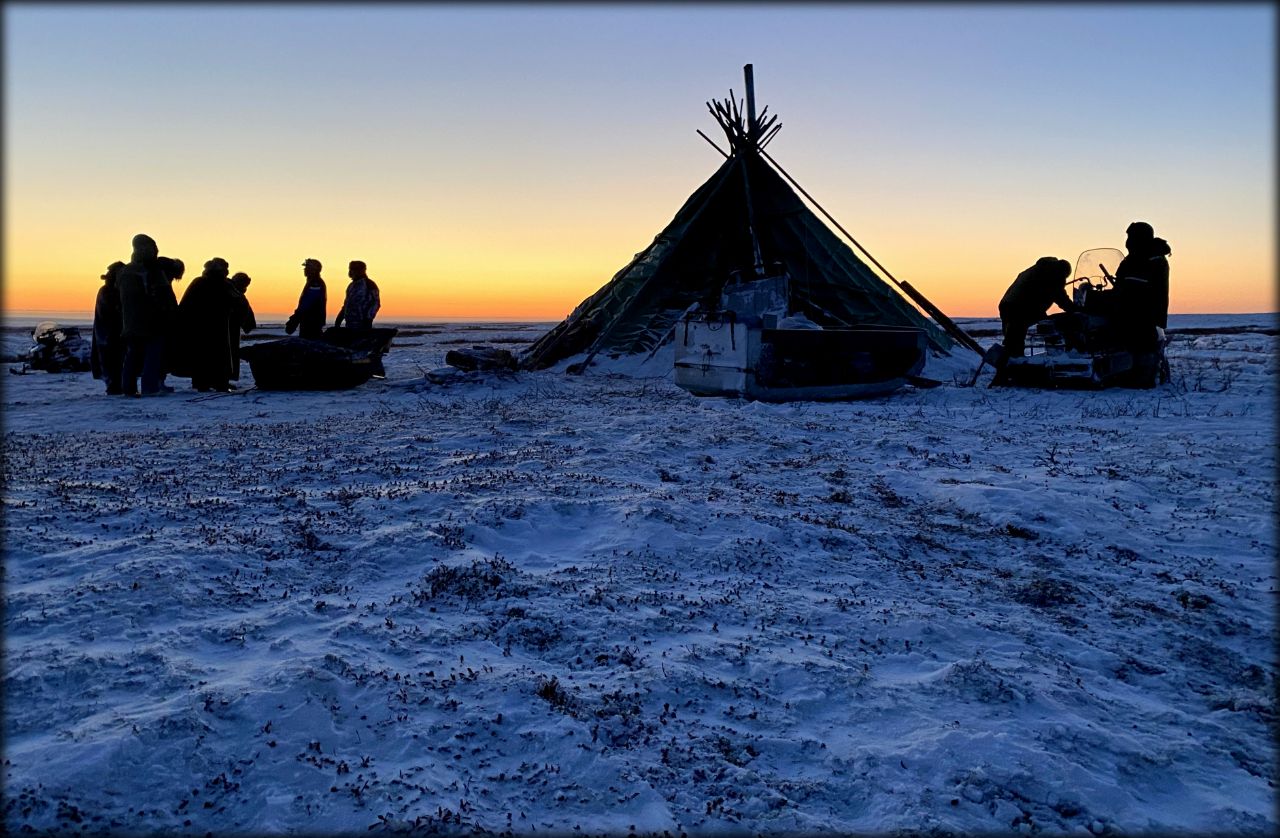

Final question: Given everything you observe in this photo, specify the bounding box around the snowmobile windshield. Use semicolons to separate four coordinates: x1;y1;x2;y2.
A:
1073;249;1125;287
32;321;60;342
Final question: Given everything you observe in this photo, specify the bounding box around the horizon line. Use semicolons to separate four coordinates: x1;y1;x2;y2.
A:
2;310;563;325
4;310;1277;327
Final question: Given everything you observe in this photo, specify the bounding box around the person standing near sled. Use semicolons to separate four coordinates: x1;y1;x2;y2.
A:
228;272;256;383
91;261;127;394
334;260;381;330
285;258;327;339
997;256;1077;359
156;256;185;392
334;260;386;377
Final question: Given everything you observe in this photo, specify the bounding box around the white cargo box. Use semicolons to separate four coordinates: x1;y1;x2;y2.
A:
674;313;926;402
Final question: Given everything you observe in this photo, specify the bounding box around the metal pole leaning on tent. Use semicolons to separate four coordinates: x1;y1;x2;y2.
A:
757;147;985;356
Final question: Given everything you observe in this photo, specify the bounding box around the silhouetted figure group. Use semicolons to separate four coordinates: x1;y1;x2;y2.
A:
92;235;384;395
283;258;386;377
285;258;382;334
996;221;1171;364
91;233;255;395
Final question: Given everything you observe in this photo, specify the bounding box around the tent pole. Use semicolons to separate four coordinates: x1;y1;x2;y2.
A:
740;160;766;278
740;64;766;277
696;129;730;159
758;147;984;355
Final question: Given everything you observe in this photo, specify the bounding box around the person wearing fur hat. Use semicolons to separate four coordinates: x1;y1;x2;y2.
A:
178;257;239;392
91;261;127;394
116;233;169;395
285;259;327;339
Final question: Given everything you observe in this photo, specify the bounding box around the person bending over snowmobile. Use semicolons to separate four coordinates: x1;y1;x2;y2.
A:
997;256;1077;359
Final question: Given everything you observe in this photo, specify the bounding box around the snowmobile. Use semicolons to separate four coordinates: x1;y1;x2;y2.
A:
26;321;92;373
994;248;1169;389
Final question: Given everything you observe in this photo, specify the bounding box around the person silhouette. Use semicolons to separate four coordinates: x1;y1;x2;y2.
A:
91;261;127;394
228;271;256;385
178;257;239;392
1113;221;1171;335
334;260;381;330
997;256;1076;358
116;233;168;396
285;258;327;339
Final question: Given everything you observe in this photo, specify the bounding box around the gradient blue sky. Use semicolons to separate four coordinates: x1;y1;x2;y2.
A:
4;3;1274;318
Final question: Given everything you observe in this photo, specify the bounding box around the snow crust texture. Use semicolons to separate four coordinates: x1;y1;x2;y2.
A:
3;317;1276;835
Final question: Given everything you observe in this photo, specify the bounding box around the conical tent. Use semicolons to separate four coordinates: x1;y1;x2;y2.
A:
520;78;959;371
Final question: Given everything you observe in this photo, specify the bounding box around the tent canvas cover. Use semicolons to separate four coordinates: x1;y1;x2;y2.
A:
520;84;957;372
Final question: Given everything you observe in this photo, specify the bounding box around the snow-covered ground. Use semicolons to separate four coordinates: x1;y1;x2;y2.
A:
3;314;1276;835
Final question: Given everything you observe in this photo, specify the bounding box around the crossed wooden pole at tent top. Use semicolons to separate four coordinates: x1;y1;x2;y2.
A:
697;64;985;356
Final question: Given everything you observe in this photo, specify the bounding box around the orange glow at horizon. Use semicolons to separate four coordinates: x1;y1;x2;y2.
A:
1;217;637;322
3;262;603;322
4;103;1272;322
4;238;1275;322
3;157;1273;322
